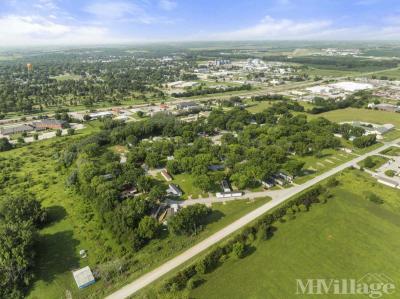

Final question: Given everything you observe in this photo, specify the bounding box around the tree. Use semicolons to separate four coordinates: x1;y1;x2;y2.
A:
1;196;47;227
363;157;375;169
67;128;75;136
283;160;305;177
194;174;213;192
33;133;39;141
326;177;339;188
137;216;160;240
0;221;35;299
55;129;62;137
168;204;211;235
353;135;376;148
232;241;245;259
0;138;12;152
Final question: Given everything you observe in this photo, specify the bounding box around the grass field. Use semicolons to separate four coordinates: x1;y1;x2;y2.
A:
304;67;362;78
381;146;400;156
358;155;389;171
308;108;400;128
294;148;356;184
170;174;209;199
189;170;400;299
368;68;400;80
52;73;82;81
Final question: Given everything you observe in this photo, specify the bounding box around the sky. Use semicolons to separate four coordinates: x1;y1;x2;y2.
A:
1;0;400;46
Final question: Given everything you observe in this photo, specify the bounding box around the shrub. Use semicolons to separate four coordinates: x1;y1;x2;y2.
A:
385;170;396;177
232;241;245;259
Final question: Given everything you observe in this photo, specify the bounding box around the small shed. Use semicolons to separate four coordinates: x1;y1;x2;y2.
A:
72;266;95;289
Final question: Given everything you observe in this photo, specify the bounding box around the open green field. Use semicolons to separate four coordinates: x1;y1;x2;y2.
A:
189;170;400;299
170;173;209;199
303;67;362;78
308;108;400;128
294;148;356;184
368;68;400;80
52;73;82;81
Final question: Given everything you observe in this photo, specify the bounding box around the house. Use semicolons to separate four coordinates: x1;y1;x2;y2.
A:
221;179;232;193
261;179;275;189
0;124;34;135
161;169;172;182
72;266;95;289
369;103;400;113
101;174;114;180
33;119;67;130
168;184;183;197
208;165;224;171
216;191;244;198
89;111;113;120
277;172;294;183
121;187;138;199
176;102;200;112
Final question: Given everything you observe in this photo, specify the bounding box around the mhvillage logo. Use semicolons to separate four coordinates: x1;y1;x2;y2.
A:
296;273;396;298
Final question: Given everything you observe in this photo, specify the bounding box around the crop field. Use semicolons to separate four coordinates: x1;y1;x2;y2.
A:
189;170;400;299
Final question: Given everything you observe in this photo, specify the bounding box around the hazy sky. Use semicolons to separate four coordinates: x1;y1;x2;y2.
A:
1;0;400;45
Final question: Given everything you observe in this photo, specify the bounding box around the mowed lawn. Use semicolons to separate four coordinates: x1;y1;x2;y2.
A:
308;108;400;128
190;170;400;299
294;148;356;184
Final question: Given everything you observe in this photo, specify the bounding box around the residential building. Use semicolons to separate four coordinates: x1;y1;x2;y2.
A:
72;266;95;289
168;184;183;197
0;124;34;135
161;169;172;182
221;179;232;193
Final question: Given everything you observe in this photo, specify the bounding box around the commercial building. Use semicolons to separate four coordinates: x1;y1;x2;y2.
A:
33;119;67;130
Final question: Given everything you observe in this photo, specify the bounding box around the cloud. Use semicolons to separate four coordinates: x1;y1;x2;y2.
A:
0;14;131;46
206;15;400;41
159;0;177;11
84;1;156;24
210;16;331;40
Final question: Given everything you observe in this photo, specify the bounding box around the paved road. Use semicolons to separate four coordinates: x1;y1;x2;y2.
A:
105;138;400;299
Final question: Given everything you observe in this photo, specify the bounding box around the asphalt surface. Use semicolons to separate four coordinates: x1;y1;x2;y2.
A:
105;138;400;299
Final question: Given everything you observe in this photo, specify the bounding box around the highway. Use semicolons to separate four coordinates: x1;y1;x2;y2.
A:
105;137;400;299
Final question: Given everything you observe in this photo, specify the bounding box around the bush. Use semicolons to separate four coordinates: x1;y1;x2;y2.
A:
232;241;245;259
366;192;384;204
326;177;339;188
385;170;396;177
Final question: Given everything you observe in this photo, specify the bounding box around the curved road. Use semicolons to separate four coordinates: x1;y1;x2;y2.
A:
105;138;400;299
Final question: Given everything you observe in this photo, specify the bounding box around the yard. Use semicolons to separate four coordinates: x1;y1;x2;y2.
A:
188;170;400;299
171;173;210;199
